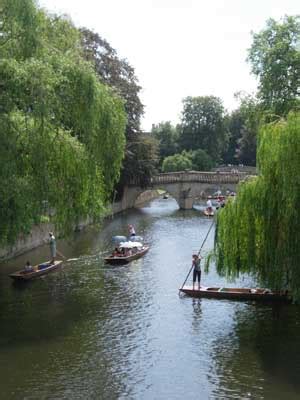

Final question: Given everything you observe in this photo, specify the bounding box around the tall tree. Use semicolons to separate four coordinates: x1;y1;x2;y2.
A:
214;112;300;301
237;93;263;166
223;93;261;166
248;16;300;117
222;111;243;165
121;134;159;187
179;96;227;161
151;121;179;166
0;0;126;244
80;28;143;137
80;28;157;191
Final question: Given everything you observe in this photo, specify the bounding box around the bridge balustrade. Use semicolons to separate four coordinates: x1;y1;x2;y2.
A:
149;171;247;185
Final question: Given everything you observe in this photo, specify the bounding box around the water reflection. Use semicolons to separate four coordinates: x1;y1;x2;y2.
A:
0;197;300;399
191;298;203;333
209;303;300;400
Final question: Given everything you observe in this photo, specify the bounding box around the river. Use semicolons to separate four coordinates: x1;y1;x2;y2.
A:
0;197;300;399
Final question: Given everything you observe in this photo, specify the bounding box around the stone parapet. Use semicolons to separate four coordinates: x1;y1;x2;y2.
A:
150;171;248;185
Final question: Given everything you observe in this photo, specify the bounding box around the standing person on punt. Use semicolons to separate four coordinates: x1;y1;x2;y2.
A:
206;198;213;212
192;254;202;290
128;224;136;237
49;232;56;265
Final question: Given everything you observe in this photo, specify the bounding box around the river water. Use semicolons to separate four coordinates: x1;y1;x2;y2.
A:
0;197;300;400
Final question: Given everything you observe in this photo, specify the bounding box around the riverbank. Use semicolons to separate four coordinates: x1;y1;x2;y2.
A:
0;189;160;261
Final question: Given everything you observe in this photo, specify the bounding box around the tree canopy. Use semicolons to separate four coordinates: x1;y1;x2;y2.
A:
80;28;158;193
161;148;213;172
80;28;143;137
191;149;214;171
214;112;300;300
248;15;300;117
213;15;300;300
162;152;192;173
151;121;179;165
0;0;126;244
223;93;261;166
179;96;228;161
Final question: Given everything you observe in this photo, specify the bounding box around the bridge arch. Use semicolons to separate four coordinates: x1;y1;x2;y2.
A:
113;170;253;212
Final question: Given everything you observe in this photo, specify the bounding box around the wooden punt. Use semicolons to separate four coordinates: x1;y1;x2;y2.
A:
104;246;149;265
179;285;291;302
9;260;63;281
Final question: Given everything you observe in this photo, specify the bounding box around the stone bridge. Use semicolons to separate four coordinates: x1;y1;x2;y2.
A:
115;170;253;211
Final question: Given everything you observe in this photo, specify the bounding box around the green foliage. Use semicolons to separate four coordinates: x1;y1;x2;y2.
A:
214;113;300;300
223;93;262;166
248;16;300;117
222;111;243;165
161;148;213;172
223;15;300;167
54;57;126;195
0;0;126;245
151;121;179;164
80;28;157;192
190;149;214;171
0;0;41;59
80;28;143;137
119;134;159;188
179;96;228;162
162;151;192;172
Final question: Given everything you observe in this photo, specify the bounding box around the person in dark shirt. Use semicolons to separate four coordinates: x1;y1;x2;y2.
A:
192;254;202;290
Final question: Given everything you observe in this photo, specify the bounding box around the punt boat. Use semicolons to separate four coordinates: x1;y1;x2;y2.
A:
105;243;149;265
9;260;63;281
179;285;290;302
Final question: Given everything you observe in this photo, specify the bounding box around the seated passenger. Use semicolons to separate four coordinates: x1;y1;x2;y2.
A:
24;261;34;273
112;247;120;256
121;247;126;256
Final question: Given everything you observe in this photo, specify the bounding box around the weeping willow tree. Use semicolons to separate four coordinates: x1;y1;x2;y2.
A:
214;112;300;300
0;0;126;245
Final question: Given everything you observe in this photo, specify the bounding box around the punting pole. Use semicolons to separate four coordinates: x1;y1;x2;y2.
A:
179;217;215;290
56;249;79;262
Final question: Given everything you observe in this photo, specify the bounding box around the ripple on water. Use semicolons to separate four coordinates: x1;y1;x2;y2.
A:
1;200;300;399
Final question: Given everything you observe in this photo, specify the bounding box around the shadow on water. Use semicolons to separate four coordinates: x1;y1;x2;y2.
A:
1;197;300;399
209;302;300;400
0;253;155;399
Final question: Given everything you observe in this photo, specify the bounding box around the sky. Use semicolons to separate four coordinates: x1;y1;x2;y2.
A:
39;0;299;131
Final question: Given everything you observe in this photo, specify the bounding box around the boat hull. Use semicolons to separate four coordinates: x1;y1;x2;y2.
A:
204;209;214;217
105;246;149;265
180;286;290;303
9;260;63;281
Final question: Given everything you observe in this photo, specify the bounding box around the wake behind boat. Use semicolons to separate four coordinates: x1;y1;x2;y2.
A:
9;260;63;281
105;241;149;265
179;285;290;302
